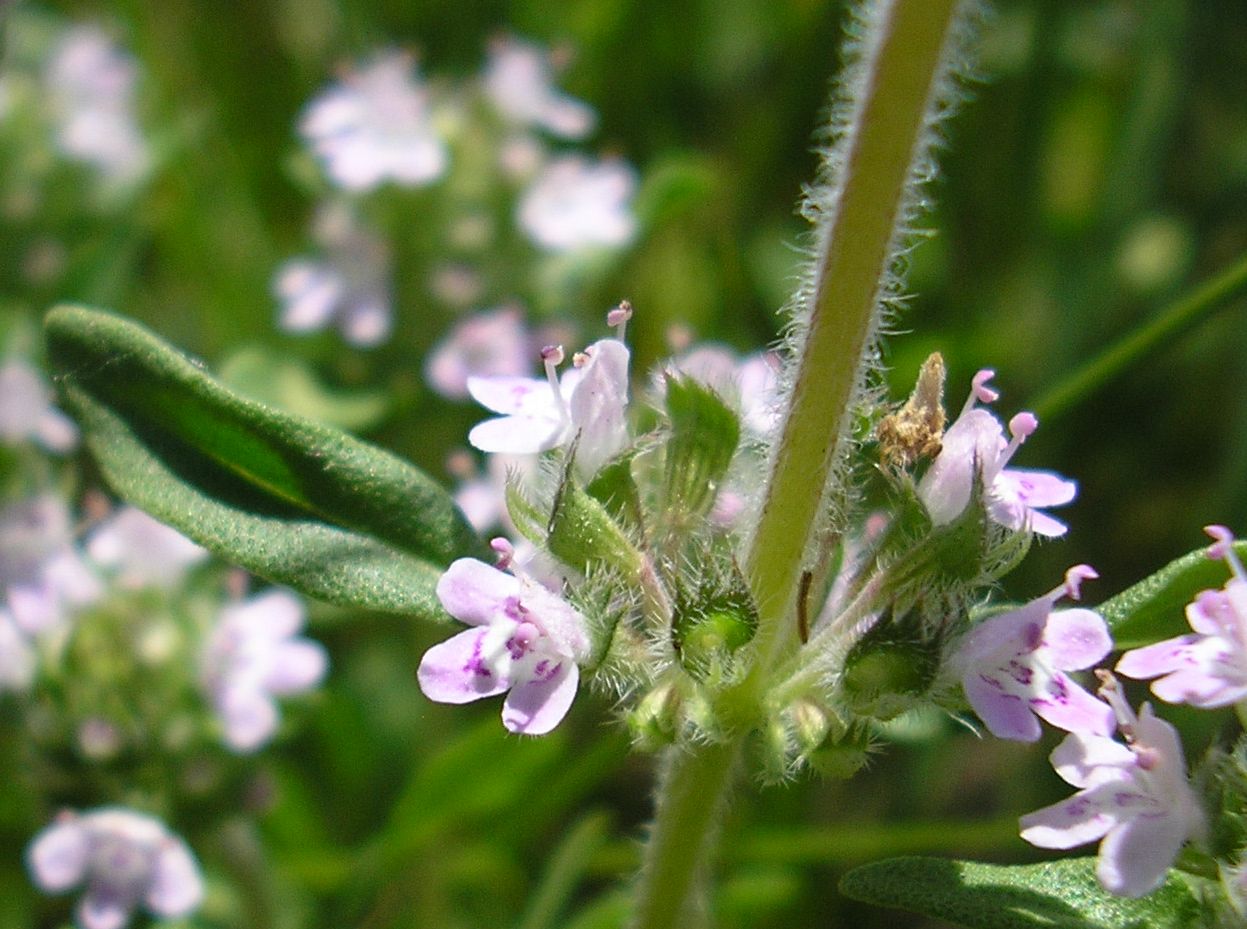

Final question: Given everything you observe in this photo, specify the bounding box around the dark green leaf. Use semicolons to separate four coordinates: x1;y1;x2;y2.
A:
839;856;1203;929
45;305;487;618
1100;540;1246;649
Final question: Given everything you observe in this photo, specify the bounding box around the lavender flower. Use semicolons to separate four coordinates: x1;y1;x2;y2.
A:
517;155;637;252
482;36;595;139
0;607;36;693
918;370;1076;537
0;358;79;452
273;202;393;347
26;808;203;929
1019;676;1205;897
200;588;327;753
468;337;630;481
418;557;590;735
44;26;150;186
299;50;447;192
1;496;101;635
424;306;534;400
1116;525;1247;708
952;565;1114;742
85;506;207;590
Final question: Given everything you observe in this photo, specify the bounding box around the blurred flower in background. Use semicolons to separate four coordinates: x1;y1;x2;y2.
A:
517;154;637;252
482;36;595;140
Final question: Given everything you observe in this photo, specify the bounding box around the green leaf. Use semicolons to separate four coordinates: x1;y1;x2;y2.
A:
45;305;487;618
1099;540;1246;649
548;458;644;577
660;375;741;527
839;857;1203;929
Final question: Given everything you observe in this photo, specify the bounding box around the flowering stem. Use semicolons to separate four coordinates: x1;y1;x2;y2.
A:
629;740;742;929
743;0;965;695
630;3;967;927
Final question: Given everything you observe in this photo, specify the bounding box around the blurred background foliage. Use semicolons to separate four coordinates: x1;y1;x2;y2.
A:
1;0;1245;927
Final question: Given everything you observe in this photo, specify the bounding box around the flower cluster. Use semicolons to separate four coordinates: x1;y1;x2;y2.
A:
276;35;640;350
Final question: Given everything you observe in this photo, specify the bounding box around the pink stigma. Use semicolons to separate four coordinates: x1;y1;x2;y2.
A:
1009;412;1038;441
1204;524;1246;580
490;537;515;570
971;369;999;404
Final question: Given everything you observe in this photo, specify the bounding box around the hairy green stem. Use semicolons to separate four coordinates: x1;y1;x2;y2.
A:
1030;250;1247;420
743;0;964;681
629;3;967;928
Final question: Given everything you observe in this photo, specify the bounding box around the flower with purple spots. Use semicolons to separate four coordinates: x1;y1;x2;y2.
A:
26;807;203;929
918;370;1076;537
951;565;1114;742
1116;525;1247;708
1019;675;1205;898
418;556;590;735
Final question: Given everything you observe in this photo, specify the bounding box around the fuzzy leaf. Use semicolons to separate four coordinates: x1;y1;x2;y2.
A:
548;458;644;576
839;856;1202;929
45;305;487;618
1100;540;1247;649
660;375;740;526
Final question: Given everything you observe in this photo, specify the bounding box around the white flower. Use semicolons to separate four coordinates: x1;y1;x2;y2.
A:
468;339;630;481
200;589;327;753
1019;685;1205;897
482;36;595;139
517;155;637;252
86;506;207;590
44;26;150;186
0;358;78;452
424;307;534;400
27;808;203;929
274;202;393;347
299;50;447;192
0;496;100;635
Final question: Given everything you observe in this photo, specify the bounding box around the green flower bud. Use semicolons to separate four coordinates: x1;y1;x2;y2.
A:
841;607;941;721
671;567;758;684
627;678;683;751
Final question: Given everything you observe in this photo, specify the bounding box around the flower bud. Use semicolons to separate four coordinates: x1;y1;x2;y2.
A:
841;607;941;720
627;678;683;751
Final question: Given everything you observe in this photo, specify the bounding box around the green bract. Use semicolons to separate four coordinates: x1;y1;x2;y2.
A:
45;305;487;620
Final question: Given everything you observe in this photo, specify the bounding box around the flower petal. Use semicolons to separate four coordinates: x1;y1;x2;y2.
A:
501;661;578;735
1019;784;1119;849
418;627;512;704
1096;814;1188;898
1049;731;1135;789
1115;637;1194;681
964;671;1041;742
1041;609;1112;670
468;414;564;455
467;376;556;416
27;818;89;891
265;640;329;694
435;558;520;626
918;408;1002;526
77;889;134;929
146;840;204;917
1029;672;1114;737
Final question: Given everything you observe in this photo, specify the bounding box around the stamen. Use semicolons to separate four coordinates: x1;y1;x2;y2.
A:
572;350;591;367
1095;670;1138;741
490;537;515;570
607;300;633;341
1205;524;1246;581
962;369;999;415
541;344;570;424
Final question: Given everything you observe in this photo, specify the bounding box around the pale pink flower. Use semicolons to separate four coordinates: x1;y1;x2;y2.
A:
418;557;589;735
1117;525;1247;708
425;307;533;400
0;358;78;452
482;36;595;139
468;338;630;480
1;496;100;635
200;589;327;753
44;26;150;186
299;50;447;192
274;202;392;347
27;808;203;929
517;155;637;252
86;506;207;590
952;565;1113;742
918;370;1076;537
1020;680;1204;898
